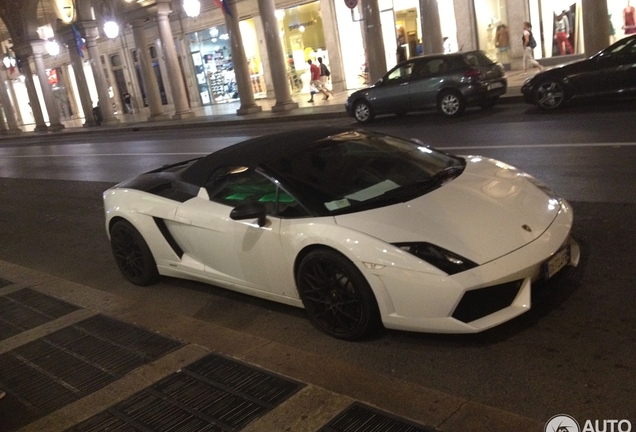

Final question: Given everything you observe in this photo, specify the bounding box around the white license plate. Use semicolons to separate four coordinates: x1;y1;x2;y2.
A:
489;82;503;90
543;246;571;279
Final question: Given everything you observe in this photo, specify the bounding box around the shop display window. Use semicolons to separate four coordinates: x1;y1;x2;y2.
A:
473;0;510;63
277;2;330;94
528;0;583;59
187;19;265;105
609;0;636;43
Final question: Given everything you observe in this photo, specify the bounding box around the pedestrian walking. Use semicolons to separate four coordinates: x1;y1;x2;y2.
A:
307;59;329;102
317;57;334;99
522;22;543;74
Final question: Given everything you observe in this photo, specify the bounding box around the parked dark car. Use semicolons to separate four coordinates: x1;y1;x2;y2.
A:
345;50;507;123
521;34;636;110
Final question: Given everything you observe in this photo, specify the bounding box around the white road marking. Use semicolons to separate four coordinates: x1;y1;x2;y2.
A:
441;142;636;150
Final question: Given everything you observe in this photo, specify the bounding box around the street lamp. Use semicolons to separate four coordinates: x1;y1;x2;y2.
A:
183;0;201;18
183;0;200;18
46;39;60;56
104;20;120;38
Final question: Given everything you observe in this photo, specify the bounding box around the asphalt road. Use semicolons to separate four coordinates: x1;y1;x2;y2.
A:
0;101;635;426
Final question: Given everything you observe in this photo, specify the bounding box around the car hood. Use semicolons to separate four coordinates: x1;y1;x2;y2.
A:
334;157;561;265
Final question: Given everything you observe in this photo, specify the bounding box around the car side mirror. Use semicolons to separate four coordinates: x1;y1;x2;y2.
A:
230;202;267;227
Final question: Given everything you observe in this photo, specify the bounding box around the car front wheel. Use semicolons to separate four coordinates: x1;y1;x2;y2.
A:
438;90;466;117
297;249;381;340
110;219;159;286
353;100;375;123
534;80;566;109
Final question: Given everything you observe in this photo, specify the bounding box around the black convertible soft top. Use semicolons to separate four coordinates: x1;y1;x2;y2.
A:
180;126;353;186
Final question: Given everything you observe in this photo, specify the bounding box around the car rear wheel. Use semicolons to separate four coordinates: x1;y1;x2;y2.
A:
297;249;381;340
534;80;566;110
353;100;375;123
110;219;159;286
438;90;466;117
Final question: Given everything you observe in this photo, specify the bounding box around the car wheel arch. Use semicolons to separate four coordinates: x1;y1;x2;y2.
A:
294;245;383;339
533;76;570;109
437;88;466;117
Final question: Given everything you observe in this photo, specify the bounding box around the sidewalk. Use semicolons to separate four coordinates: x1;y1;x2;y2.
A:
0;258;544;432
12;70;533;136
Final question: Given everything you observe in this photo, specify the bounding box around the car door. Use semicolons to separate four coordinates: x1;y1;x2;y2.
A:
408;58;447;109
569;37;636;96
172;168;298;299
369;61;415;113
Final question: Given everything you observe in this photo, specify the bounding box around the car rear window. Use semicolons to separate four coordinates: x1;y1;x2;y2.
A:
462;51;496;67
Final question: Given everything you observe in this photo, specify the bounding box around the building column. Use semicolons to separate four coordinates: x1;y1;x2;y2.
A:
360;0;387;83
81;21;120;126
30;41;65;131
12;48;48;132
223;0;262;115
59;25;98;126
257;0;297;112
0;71;21;134
131;19;169;121
581;0;610;55
318;0;346;92
5;73;24;125
419;0;443;54
155;0;194;120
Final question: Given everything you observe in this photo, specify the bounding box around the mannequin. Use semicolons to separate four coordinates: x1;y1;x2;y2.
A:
624;0;636;34
555;11;574;55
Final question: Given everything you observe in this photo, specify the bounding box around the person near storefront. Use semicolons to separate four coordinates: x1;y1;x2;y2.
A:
522;22;543;74
624;0;636;34
307;59;330;102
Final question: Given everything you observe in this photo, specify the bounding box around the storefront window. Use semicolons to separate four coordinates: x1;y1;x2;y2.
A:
609;0;636;43
187;19;264;105
277;2;328;94
473;0;509;63
528;0;583;59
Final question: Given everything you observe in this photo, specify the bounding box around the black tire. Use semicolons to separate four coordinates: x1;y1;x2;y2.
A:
479;97;499;109
353;100;375;124
110;219;159;286
438;90;466;117
296;249;381;340
534;80;566;110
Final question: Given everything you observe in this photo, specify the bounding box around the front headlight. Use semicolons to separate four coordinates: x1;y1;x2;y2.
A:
393;242;477;275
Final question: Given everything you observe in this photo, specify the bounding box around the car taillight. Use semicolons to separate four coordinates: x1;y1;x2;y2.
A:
463;68;483;78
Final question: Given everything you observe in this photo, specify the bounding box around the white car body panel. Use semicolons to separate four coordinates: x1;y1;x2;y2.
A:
103;154;580;334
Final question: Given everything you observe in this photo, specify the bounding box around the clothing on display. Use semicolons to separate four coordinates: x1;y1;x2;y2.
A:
555;11;574;55
624;2;636;34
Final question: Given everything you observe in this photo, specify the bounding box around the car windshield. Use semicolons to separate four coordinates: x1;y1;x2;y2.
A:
263;131;465;216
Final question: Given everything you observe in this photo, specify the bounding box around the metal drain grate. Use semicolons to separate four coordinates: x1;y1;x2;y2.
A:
0;288;80;341
0;314;184;432
0;277;12;288
319;402;438;432
67;353;305;432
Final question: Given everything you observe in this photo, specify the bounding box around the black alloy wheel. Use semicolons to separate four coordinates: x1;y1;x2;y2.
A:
297;249;381;340
110;219;159;286
534;80;566;109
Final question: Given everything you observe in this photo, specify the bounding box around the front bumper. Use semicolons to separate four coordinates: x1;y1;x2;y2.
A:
360;203;579;333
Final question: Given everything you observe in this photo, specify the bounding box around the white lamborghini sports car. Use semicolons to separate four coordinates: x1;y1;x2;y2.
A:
104;128;580;340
